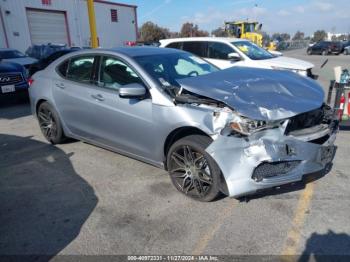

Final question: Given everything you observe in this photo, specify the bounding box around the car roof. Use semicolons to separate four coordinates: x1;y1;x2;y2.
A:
68;46;187;57
159;37;246;44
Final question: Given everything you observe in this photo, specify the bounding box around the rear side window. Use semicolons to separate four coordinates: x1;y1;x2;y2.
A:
208;42;235;60
166;42;182;50
182;41;207;57
57;60;69;77
66;56;95;83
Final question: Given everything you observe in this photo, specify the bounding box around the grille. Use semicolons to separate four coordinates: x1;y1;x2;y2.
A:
0;73;24;86
285;105;332;135
252;161;301;182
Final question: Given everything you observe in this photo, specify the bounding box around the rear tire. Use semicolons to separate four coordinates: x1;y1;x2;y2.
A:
37;102;66;144
166;135;221;202
322;50;328;56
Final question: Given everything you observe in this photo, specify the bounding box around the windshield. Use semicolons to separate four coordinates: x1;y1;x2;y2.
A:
0;50;26;59
134;52;218;87
245;23;256;33
232;41;275;60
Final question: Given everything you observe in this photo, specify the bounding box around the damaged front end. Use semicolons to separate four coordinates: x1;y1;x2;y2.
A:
175;67;338;198
205;104;338;197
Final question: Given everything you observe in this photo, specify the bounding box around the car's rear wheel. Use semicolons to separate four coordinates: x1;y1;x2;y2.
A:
167;135;221;202
37;102;65;144
322;50;328;56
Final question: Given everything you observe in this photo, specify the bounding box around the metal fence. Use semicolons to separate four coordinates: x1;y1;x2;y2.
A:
276;40;310;51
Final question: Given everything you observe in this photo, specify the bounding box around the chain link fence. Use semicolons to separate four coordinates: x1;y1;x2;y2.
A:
276;40;310;51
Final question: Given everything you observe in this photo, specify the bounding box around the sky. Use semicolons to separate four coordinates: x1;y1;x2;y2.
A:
114;0;350;36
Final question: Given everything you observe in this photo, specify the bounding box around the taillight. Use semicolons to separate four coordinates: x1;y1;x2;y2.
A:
28;78;34;87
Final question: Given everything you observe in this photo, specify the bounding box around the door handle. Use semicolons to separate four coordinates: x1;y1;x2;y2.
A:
91;94;105;101
55;82;65;89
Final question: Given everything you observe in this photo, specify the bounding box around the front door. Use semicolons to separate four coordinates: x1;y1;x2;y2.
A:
87;55;155;160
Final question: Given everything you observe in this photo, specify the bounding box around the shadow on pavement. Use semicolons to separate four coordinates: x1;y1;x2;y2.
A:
0;93;31;120
0;134;98;258
299;230;350;262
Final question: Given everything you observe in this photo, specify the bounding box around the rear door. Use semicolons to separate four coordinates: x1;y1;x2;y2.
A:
52;54;101;139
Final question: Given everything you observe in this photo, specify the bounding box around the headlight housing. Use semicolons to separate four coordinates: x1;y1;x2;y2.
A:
228;116;267;136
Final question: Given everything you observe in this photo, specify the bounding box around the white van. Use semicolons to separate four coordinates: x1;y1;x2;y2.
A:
159;37;316;78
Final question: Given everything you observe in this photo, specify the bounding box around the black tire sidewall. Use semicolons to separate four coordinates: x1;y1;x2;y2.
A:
38;102;65;144
166;135;221;202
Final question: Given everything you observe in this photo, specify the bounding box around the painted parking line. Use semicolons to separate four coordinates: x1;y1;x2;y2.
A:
281;181;315;257
192;201;236;255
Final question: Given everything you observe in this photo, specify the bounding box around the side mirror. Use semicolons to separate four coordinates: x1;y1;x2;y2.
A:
228;52;241;61
119;83;146;99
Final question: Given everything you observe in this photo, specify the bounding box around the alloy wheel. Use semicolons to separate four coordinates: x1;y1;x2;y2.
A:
169;145;213;198
38;107;57;140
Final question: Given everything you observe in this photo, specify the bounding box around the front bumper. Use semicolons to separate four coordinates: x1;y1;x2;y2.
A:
206;121;337;198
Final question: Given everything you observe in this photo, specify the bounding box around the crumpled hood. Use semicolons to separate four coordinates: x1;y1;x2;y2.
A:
260;56;314;70
177;67;324;121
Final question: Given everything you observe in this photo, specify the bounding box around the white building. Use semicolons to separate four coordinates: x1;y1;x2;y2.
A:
0;0;138;52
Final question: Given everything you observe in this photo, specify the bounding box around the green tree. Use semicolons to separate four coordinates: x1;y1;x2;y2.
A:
211;27;228;37
292;31;305;40
312;30;327;42
139;21;171;42
180;22;209;37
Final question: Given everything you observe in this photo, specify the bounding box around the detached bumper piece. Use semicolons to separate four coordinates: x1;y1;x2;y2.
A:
252;161;301;182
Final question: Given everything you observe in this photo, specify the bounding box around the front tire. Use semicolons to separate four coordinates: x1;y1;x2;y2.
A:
37;102;65;144
307;49;312;55
166;135;221;202
322;50;328;56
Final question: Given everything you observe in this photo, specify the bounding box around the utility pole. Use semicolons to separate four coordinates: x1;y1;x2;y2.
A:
87;0;98;48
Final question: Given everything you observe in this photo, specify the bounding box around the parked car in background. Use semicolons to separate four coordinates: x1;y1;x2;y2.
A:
29;47;337;201
0;59;29;97
0;48;37;74
341;41;350;53
344;46;350;55
307;41;342;55
25;43;68;60
160;37;316;78
29;49;77;76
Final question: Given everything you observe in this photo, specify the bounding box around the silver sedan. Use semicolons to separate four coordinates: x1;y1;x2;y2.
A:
29;47;338;201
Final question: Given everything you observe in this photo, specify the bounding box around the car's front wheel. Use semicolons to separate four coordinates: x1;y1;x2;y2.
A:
322;50;328;56
167;135;221;202
307;49;312;55
37;102;65;144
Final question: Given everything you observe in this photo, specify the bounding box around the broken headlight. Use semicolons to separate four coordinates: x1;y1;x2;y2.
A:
228;116;267;136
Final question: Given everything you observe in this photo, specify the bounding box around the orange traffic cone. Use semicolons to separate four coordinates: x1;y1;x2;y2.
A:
338;93;345;120
344;91;350;121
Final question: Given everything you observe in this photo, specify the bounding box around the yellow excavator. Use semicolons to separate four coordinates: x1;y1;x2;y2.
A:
224;21;276;51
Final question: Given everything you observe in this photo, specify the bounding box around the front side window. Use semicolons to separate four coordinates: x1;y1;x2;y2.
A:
182;42;207;57
208;42;235;60
66;56;95;83
232;41;275;60
98;56;142;90
134;52;218;87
